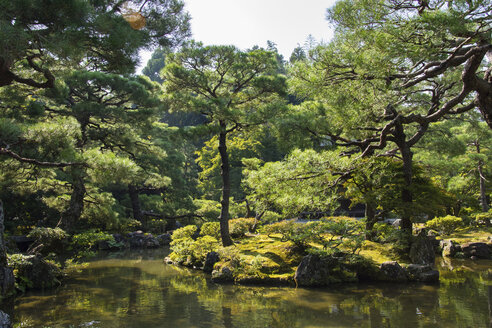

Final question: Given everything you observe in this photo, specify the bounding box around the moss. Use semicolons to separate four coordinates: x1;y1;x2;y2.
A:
358;240;404;265
441;227;492;244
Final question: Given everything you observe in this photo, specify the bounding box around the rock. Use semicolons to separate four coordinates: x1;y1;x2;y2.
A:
112;233;125;243
440;239;460;257
211;266;233;282
0;266;14;296
294;254;357;287
127;231;160;249
409;231;435;265
0;311;11;328
202;251;220;274
156;234;171;246
379;261;408;282
461;242;491;259
406;264;439;283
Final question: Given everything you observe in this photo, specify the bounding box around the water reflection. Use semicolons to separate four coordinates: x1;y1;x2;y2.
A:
1;249;490;328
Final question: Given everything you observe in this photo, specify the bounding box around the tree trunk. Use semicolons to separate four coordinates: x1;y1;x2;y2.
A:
62;171;86;232
400;144;414;234
478;161;489;212
218;121;234;246
365;203;377;240
476;141;489;212
0;199;15;297
128;185;143;222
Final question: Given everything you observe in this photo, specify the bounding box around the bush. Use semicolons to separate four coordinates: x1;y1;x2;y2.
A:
260;211;282;225
229;218;255;238
170;234;219;266
190;236;220;264
27;227;68;254
200;222;220;239
172;225;198;240
169;237;195;264
474;210;492;227
70;231;117;258
425;215;463;235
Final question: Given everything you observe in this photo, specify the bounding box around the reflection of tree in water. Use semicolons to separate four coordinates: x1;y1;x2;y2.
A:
8;255;492;328
127;266;141;314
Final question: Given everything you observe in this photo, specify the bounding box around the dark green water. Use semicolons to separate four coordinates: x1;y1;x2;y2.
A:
3;249;492;328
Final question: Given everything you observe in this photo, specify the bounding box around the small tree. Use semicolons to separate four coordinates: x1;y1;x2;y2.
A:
163;42;286;245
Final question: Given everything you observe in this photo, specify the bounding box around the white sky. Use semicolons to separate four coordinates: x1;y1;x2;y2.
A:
138;0;336;71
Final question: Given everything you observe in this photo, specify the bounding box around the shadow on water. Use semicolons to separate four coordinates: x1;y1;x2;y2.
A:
1;249;491;328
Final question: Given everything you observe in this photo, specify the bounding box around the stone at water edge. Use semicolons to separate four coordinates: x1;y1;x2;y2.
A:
379;261;408;282
439;239;460;257
461;242;491;259
211;266;233;282
203;251;220;273
405;264;439;283
0;311;11;328
409;231;436;265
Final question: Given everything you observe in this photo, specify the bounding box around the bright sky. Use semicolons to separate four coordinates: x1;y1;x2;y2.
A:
138;0;336;71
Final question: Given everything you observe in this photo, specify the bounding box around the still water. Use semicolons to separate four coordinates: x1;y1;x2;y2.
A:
4;248;492;328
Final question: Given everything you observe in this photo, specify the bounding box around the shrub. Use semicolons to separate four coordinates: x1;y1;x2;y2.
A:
426;215;463;235
229;218;255;238
70;231;116;258
200;222;220;239
190;236;220;264
27;227;68;254
474;210;492;227
169;237;195;264
260;211;282;224
172;225;198;240
170;234;219;266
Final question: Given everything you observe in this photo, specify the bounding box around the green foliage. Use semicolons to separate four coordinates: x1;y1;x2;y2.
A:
169;226;219;266
27;227;68;245
189;236;220;264
70;231;116;258
200;222;221;240
261;217;364;254
196;135;261;201
474;211;492;227
229;218;256;238
171;225;198;240
194;199;221;221
169;237;195;264
371;222;398;243
27;227;68;254
426;215;463;235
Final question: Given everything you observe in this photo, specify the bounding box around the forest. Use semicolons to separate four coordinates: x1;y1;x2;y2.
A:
0;0;491;306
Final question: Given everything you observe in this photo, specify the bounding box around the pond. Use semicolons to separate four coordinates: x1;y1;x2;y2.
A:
2;248;491;328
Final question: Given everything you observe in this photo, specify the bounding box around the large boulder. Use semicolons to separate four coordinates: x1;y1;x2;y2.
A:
0;311;11;328
379;261;408;282
0;266;14;297
405;264;439;283
409;231;435;265
202;251;220;274
294;254;357;287
461;242;491;259
439;239;461;257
